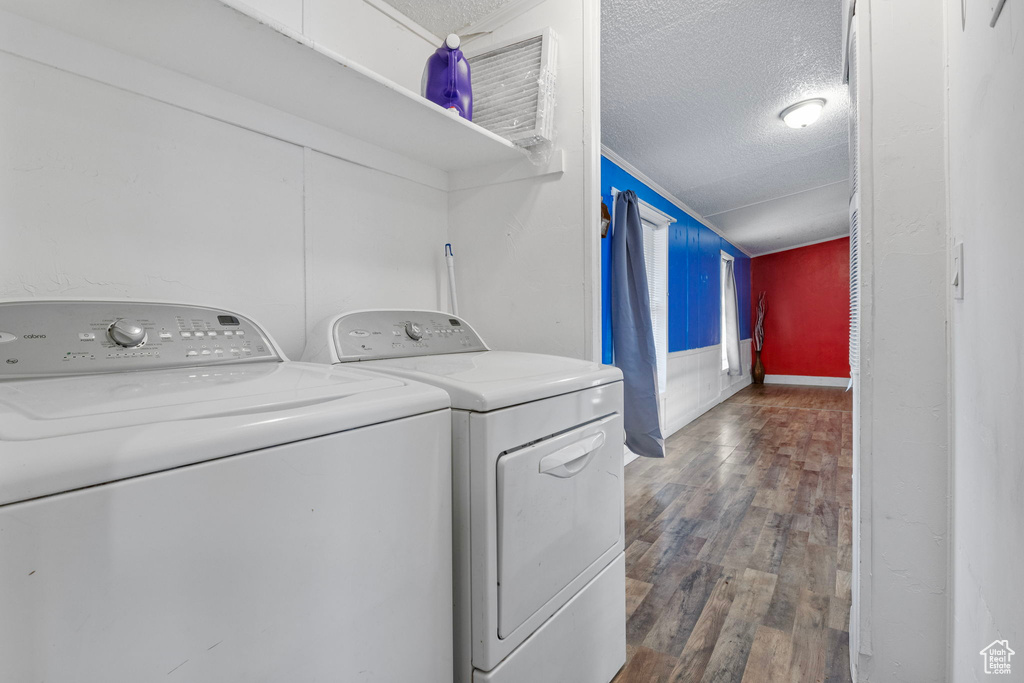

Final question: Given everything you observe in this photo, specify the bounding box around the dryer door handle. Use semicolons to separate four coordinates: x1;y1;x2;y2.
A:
538;432;606;478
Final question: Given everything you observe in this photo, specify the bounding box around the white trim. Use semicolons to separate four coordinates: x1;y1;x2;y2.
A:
668;339;752;359
849;8;872;661
459;0;548;39
718;375;752;406
748;233;851;258
841;0;855;82
764;375;849;387
610;188;676;226
663;374;752;437
582;0;601;363
668;347;708;359
602;145;752;257
361;0;441;45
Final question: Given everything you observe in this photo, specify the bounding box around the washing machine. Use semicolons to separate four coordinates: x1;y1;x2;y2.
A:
0;300;453;683
303;310;627;683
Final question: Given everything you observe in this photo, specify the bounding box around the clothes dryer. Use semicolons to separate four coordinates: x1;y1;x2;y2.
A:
304;309;626;683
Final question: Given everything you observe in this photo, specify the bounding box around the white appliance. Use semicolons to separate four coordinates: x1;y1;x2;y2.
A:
0;300;453;683
303;310;627;683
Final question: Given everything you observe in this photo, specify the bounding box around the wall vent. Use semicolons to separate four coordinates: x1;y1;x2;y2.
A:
848;15;861;372
849;199;860;370
466;29;557;149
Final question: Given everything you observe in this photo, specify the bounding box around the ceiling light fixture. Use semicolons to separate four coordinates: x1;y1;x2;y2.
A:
780;98;826;129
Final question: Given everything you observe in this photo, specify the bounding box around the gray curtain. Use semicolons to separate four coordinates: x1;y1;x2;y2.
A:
611;190;665;459
723;258;742;375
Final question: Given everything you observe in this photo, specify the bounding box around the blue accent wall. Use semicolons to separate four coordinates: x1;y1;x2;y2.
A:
601;156;751;364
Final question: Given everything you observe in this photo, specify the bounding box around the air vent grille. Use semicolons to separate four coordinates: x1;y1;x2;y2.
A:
848;15;861;373
849;200;860;370
466;30;557;148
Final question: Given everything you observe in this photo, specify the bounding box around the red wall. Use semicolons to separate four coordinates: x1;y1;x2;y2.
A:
751;237;850;378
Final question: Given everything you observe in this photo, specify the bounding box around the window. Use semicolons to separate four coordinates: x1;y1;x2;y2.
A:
642;217;669;394
719;250;742;376
612;188;675;396
721;252;734;372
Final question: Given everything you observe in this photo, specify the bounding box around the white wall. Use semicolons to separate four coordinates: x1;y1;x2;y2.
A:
239;0;602;360
0;54;308;352
0;41;448;360
855;1;950;679
303;149;449;330
448;0;600;360
664;340;752;436
0;2;596;363
946;1;1024;679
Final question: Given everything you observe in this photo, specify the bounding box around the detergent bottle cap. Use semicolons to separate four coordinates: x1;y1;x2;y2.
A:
445;34;461;50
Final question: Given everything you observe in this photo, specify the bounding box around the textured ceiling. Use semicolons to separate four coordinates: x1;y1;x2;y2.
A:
379;0;514;37
710;181;849;255
602;0;850;255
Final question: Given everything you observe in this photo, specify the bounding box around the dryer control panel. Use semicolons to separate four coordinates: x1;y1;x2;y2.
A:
0;301;280;379
332;310;487;361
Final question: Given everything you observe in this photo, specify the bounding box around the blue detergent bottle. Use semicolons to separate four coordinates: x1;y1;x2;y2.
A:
422;34;472;121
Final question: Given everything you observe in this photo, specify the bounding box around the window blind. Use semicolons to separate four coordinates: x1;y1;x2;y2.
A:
848;17;861;373
642;219;668;394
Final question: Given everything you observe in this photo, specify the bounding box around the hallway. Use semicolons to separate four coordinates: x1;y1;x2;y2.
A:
614;384;853;683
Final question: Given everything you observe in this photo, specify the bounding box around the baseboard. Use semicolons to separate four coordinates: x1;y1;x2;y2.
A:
721;376;752;401
664;375;752;438
664;407;706;438
764;375;849;387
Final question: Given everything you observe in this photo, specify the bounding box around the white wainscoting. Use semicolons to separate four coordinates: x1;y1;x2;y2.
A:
764;375;849;387
662;339;752;438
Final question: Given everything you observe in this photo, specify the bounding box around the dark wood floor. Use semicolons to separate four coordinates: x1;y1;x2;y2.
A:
614;384;853;683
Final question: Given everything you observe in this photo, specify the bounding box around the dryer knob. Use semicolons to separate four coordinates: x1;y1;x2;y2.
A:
404;321;423;341
108;319;147;348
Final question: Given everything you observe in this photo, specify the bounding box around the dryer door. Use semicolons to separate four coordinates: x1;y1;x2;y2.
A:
495;413;623;638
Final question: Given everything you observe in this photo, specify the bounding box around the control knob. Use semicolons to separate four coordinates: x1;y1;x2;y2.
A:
108;319;147;348
404;321;423;341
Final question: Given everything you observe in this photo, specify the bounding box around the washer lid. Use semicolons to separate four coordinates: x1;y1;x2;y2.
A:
0;362;448;505
361;351;622;412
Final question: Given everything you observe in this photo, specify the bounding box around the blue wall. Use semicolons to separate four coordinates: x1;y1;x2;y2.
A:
601;156;751;364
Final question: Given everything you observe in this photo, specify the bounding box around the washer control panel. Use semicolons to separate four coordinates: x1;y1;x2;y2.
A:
333;310;487;361
0;301;280;378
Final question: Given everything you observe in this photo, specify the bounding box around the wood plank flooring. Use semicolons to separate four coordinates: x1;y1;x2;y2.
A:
614;384;853;683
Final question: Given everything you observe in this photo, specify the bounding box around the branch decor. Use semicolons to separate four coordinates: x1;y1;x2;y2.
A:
754;291;766;352
752;291;767;384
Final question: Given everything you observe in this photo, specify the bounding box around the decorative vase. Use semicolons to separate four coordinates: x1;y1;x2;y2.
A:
752;350;765;384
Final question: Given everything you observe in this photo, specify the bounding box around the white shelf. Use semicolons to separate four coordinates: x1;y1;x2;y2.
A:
0;0;526;174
